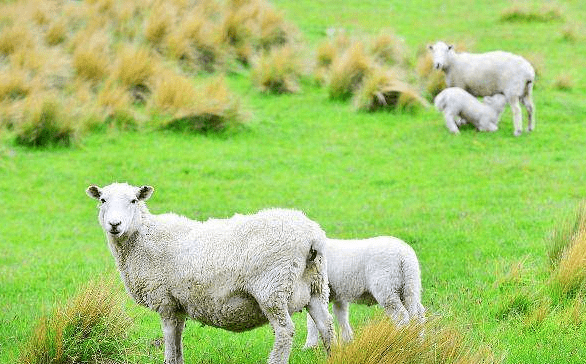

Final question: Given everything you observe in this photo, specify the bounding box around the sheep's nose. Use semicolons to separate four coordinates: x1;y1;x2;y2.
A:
109;220;121;228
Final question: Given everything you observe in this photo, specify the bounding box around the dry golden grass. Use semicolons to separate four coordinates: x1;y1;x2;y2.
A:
415;51;446;100
327;316;501;364
45;19;67;46
0;24;32;56
115;45;156;88
328;41;372;100
549;202;586;297
251;45;302;93
370;31;408;66
354;66;429;112
0;70;31;101
145;3;174;45
553;73;574;91
19;278;134;364
97;78;132;113
73;46;109;83
151;70;196;111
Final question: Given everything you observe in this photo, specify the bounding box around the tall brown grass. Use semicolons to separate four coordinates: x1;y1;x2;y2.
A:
549;202;586;297
251;45;302;93
327;316;501;364
19;278;134;364
328;41;372;100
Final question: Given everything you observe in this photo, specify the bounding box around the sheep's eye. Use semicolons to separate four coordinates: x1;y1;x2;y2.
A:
100;198;106;203
131;199;138;204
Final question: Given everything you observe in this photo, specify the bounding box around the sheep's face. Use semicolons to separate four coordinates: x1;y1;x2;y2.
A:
86;183;153;239
428;42;453;71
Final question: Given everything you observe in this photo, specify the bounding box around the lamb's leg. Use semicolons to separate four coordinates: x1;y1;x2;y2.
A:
508;95;523;136
161;314;186;364
306;296;334;354
374;290;409;326
521;94;535;132
303;313;320;349
333;300;353;343
442;112;460;134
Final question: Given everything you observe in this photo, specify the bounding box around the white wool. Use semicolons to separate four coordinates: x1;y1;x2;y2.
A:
304;236;425;348
86;182;333;364
434;87;507;134
428;41;535;136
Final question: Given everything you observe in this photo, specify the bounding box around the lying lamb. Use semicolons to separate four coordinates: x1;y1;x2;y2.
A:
304;236;425;348
86;183;334;364
434;87;507;134
428;41;535;136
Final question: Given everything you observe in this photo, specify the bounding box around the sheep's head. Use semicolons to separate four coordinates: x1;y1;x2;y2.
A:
483;94;508;115
427;41;453;71
86;183;153;239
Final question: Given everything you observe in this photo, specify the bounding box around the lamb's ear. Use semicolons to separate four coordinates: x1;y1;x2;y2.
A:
427;44;433;51
448;44;454;51
137;185;154;201
86;185;102;200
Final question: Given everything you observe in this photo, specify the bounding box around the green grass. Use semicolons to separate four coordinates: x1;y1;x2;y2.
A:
2;0;586;363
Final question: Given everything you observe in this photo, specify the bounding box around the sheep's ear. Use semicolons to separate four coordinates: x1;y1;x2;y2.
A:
427;44;433;51
448;44;454;51
86;185;102;200
137;185;154;201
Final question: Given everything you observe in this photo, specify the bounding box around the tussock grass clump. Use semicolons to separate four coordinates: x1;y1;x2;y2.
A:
0;24;32;56
19;278;134;364
251;45;302;93
45;19;67;46
548;202;586;297
152;70;197;111
416;50;447;100
162;76;244;132
328;41;372;100
500;4;564;23
0;70;31;101
73;46;109;83
327;317;501;364
14;94;79;147
370;31;408;66
553;73;574;91
354;66;429;112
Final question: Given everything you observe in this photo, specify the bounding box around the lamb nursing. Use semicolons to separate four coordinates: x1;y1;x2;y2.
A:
86;182;334;364
304;236;425;348
428;41;535;136
434;87;507;134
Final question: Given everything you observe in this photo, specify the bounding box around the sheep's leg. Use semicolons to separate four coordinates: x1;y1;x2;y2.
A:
374;291;409;326
442;112;460;134
306;296;334;354
333;300;353;343
508;96;523;136
161;314;186;364
521;94;535;132
262;302;295;364
303;313;320;349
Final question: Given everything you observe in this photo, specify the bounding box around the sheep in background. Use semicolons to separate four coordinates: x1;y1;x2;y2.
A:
86;182;334;364
304;236;424;349
428;41;535;136
434;87;507;134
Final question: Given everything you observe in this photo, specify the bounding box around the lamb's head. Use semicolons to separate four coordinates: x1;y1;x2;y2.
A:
428;41;454;71
483;94;507;115
86;183;153;239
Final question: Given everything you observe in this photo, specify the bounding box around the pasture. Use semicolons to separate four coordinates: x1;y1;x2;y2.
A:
2;0;586;362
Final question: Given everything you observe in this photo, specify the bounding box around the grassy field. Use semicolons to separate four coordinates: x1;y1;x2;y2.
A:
2;0;586;363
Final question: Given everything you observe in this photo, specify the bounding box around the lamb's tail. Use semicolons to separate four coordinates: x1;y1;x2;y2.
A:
306;231;329;301
401;249;426;323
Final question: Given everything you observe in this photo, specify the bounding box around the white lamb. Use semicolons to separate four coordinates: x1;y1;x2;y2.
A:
303;236;425;348
434;87;507;134
428;41;535;136
86;182;334;364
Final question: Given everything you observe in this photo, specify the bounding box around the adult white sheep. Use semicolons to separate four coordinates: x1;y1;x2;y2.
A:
428;41;535;136
434;87;507;134
303;236;425;349
86;182;334;364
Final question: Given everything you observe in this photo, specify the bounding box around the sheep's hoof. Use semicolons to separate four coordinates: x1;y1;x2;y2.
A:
302;343;318;350
514;130;522;137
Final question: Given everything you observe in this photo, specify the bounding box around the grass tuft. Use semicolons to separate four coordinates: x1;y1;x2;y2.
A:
328;41;371;100
500;4;564;23
18;278;134;364
14;93;79;148
327;316;501;364
370;31;408;66
251;45;302;93
45;19;67;46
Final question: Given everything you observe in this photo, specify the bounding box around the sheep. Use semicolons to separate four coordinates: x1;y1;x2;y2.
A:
86;182;334;364
303;236;425;349
434;87;507;134
428;41;535;136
